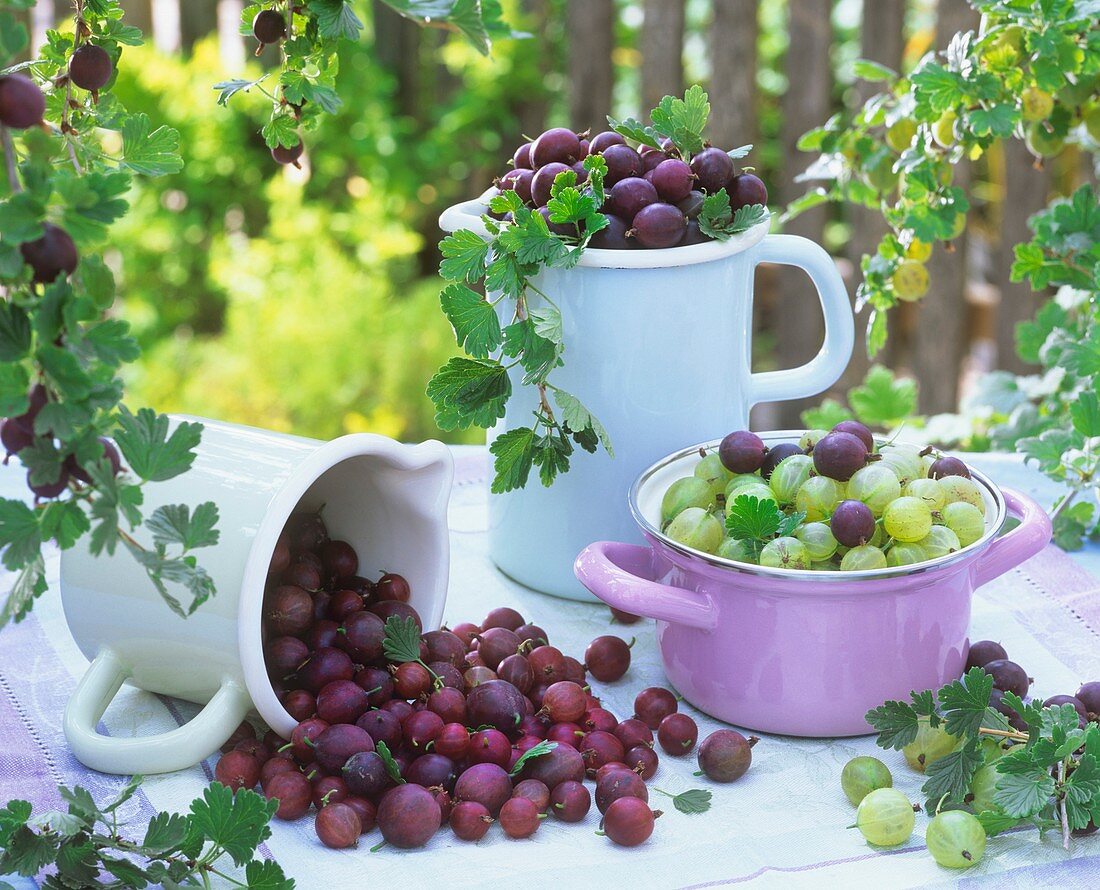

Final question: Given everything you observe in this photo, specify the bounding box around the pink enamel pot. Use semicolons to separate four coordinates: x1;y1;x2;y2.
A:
574;434;1052;737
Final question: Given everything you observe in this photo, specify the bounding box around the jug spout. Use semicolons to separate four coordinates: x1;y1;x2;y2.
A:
439;191;495;237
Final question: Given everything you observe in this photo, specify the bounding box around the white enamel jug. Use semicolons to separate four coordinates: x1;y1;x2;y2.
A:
60;417;452;774
439;195;853;600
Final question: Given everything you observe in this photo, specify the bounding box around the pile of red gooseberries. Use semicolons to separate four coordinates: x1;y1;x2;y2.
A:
497;126;767;249
213;511;757;850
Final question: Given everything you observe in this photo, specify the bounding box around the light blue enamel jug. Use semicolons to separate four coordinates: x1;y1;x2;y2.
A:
440;195;854;600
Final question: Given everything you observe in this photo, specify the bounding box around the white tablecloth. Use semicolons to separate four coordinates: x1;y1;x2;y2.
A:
2;449;1099;889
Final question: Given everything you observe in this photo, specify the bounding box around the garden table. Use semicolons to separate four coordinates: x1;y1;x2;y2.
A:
2;447;1099;888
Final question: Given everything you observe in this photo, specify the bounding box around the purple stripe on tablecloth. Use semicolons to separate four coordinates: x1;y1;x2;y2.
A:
679;826;1041;888
0;609;158;825
958;853;1100;887
678;842;927;887
1019;545;1100;639
0;670;64;811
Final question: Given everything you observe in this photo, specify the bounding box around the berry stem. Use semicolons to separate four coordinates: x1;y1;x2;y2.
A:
1059;759;1070;851
1047;489;1078;529
0;124;19;192
62;1;86;174
977;726;1028;742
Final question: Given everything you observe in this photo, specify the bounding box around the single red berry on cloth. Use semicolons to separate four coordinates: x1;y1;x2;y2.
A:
315;802;361;849
657;713;698;756
585;635;632;682
214;750;260;792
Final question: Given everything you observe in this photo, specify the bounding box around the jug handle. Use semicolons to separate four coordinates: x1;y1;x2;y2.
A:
574;541;717;631
972;488;1052;588
64;648;251;775
747;234;854;406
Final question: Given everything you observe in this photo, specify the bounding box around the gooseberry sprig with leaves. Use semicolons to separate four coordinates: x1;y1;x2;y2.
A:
217;1;521;164
0;0;223;625
867;667;1100;851
0;777;291;888
789;0;1100;549
428;153;616;494
428;87;768;494
788;1;1097;354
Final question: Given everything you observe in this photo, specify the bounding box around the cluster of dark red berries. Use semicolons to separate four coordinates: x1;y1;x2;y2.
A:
249;9;305;169
497;126;767;249
1;384;121;499
213;511;756;849
967;639;1099;837
969;639;1100;734
0;69;82;285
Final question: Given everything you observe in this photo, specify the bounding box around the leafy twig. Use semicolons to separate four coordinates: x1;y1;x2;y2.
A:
0;777;292;888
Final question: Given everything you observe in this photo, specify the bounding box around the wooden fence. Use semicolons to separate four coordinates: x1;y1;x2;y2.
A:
21;1;1091;424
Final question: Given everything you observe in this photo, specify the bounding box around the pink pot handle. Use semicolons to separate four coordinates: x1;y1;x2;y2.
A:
574;542;717;631
972;488;1052;588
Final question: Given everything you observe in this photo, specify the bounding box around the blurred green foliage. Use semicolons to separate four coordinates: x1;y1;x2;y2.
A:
110;28;545;442
104;2;856;444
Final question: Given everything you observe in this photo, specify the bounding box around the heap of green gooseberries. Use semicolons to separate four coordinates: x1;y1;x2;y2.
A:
843;745;987;868
659;421;988;572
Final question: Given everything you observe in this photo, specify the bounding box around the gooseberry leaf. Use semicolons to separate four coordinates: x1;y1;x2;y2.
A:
374;741;406;785
936;667;994;738
439;284;502;358
260;113;298;150
244;858;294;890
775;511;806;538
141;812;189;854
606;115;663;151
187;784;276;868
0;500;43;572
725;495;786;543
509;740;557;777
670;788;712;814
649;84;710;157
120;114;183;176
1051;500;1095;552
698;190;769;240
848;365;917;427
382;615;422;664
144;503;220;551
489;426;537;494
653;787;712;814
547;187;596;226
212;77;265;107
553;388;613;458
801;398;853;431
1070;390;1100;437
426;357;511;431
976;809;1019;836
307;0;364;40
866;699;921;750
993;762;1055;819
967;103;1017;138
114;408;203;483
439;230;490;284
921;740;983;804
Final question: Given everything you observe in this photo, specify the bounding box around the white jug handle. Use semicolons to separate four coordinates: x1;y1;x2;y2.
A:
64;648;251;775
747;234;854;406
